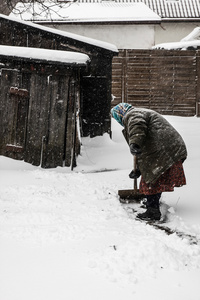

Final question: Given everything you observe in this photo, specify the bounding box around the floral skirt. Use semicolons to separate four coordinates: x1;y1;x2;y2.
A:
139;160;186;195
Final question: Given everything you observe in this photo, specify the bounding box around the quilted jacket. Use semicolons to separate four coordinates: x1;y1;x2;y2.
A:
122;107;187;184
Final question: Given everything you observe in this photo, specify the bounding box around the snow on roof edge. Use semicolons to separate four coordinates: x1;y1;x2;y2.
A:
26;17;161;23
0;13;118;54
0;45;90;65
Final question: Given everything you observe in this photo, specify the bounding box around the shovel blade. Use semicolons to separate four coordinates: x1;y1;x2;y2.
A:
118;189;145;203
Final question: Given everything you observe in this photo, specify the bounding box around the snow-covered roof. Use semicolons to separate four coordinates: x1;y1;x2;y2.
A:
10;1;161;23
76;0;200;20
153;27;200;50
0;14;118;53
0;45;90;65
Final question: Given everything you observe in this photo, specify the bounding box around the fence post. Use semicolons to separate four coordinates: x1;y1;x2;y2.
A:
122;49;128;103
196;50;200;117
121;50;125;103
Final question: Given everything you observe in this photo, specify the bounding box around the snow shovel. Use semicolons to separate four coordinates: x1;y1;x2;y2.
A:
118;155;145;203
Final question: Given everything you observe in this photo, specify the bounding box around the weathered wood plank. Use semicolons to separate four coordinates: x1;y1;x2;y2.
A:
42;75;69;168
0;69;22;158
24;73;50;166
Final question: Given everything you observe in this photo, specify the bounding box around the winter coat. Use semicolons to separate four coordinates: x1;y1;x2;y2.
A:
122;107;187;184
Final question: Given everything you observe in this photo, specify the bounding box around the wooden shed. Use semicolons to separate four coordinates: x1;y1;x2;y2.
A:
0;45;90;168
0;13;118;137
0;14;118;168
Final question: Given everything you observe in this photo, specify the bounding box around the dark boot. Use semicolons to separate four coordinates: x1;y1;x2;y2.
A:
146;193;161;209
137;193;162;221
137;207;161;221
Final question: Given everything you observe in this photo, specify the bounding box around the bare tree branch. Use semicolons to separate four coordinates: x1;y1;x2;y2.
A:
0;0;76;17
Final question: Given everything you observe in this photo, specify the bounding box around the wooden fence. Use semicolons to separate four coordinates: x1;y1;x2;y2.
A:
112;49;200;117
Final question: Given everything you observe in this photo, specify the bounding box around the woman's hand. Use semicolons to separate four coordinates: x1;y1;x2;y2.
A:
129;143;142;156
129;169;141;179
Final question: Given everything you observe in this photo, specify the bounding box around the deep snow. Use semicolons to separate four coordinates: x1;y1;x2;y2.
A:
0;115;200;300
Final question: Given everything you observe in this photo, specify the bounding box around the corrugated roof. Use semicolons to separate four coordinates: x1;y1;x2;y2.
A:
77;0;200;19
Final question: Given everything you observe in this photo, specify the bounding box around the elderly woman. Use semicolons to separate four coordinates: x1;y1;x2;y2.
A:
111;103;187;221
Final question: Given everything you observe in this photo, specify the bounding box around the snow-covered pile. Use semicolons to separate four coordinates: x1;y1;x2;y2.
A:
153;40;200;50
181;27;200;42
0;116;200;300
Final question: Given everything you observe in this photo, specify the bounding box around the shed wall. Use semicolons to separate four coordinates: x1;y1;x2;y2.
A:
0;65;82;168
0;16;115;137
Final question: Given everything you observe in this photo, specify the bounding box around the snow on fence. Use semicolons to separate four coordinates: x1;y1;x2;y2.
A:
112;49;200;117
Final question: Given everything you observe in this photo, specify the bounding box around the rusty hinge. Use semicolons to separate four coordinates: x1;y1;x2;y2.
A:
9;87;29;98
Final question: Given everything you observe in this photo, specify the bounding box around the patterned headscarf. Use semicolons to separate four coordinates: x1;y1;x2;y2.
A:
111;103;132;126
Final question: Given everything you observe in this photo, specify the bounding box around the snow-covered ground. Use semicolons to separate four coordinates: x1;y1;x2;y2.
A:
0;115;200;300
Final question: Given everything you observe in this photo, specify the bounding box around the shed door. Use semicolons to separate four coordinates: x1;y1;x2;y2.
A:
0;69;29;159
8;87;29;149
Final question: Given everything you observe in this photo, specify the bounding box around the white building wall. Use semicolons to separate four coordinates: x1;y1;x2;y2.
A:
47;24;156;49
45;22;200;49
155;22;200;44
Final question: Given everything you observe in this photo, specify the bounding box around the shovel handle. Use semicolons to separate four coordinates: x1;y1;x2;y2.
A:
133;155;138;192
